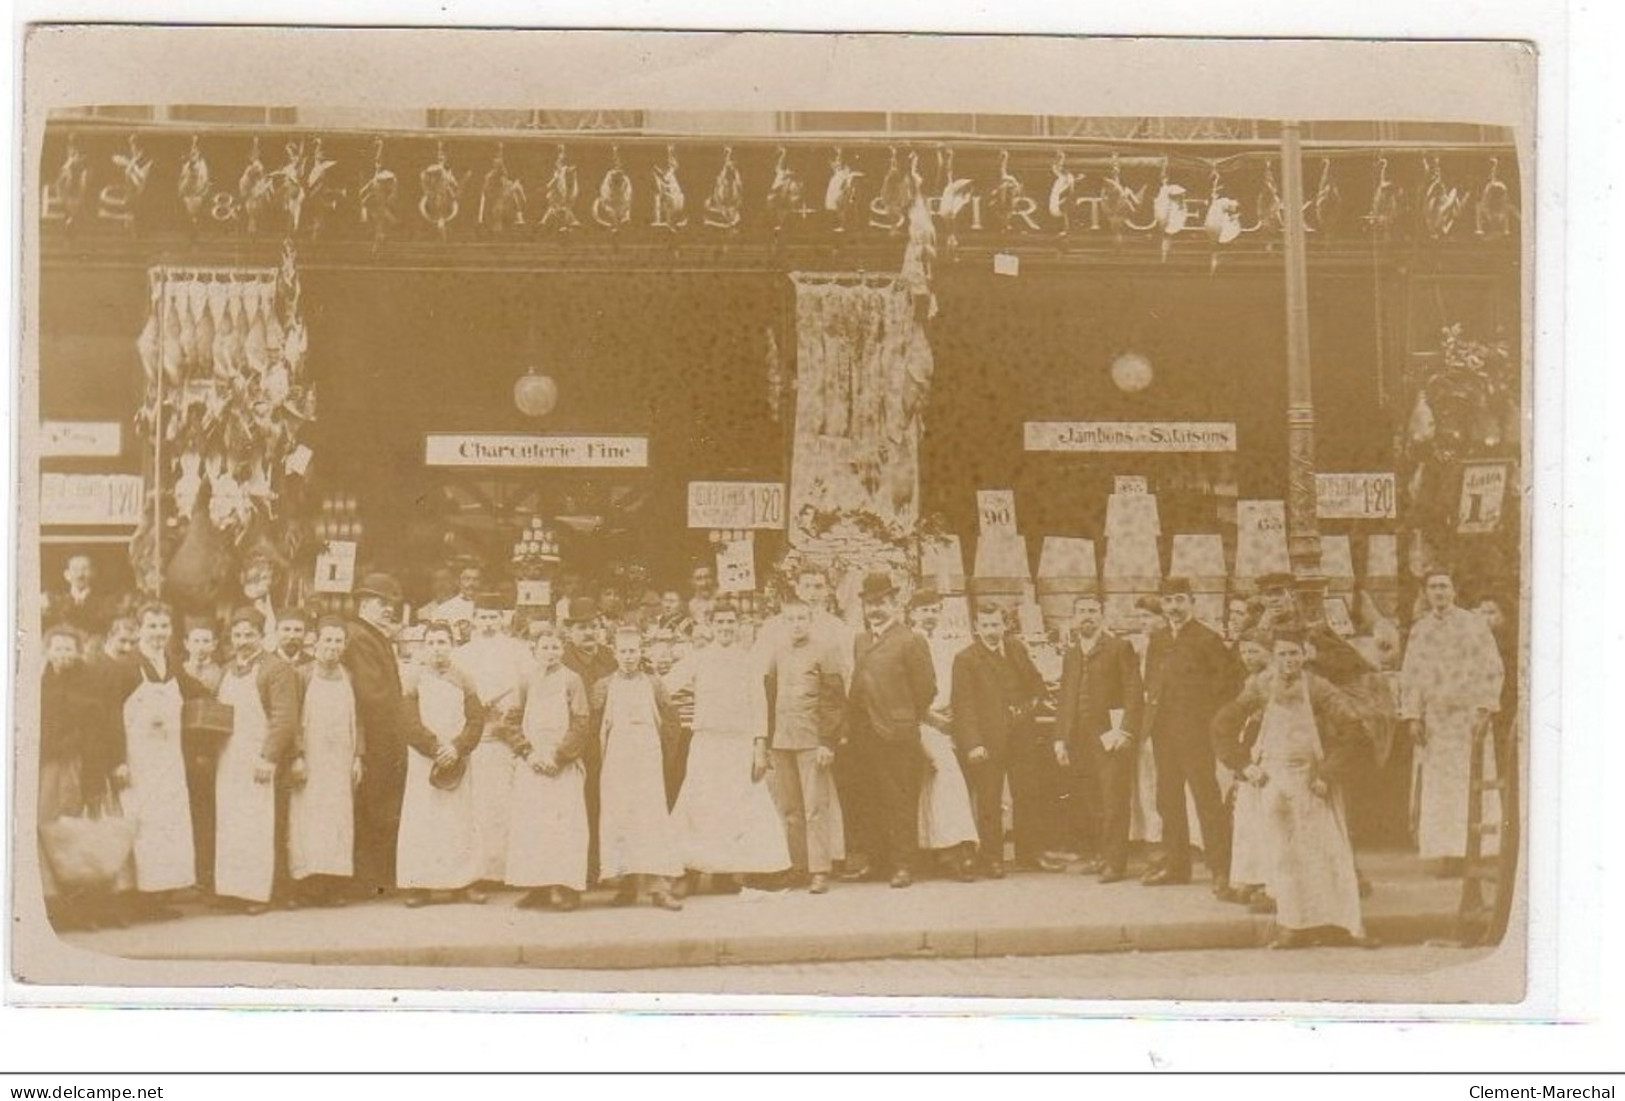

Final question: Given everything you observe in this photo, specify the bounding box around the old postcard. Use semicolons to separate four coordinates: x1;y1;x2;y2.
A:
10;26;1537;1008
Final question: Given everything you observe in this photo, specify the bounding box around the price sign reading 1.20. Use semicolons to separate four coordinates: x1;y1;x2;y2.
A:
1315;473;1398;520
686;482;786;530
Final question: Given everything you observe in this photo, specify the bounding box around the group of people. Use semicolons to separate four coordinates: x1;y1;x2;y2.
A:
36;549;1509;952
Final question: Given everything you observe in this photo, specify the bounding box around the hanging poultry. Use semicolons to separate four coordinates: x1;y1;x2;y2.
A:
178;135;211;226
651;144;686;229
704;146;743;230
766;147;803;233
592;146;633;230
825;147;863;233
540;145;582;232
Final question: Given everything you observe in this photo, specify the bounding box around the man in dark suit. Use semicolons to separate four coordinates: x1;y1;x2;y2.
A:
951;601;1046;879
562;597;619;883
43;553;117;640
847;572;936;888
343;572;420;897
1052;593;1146;883
1141;576;1240;894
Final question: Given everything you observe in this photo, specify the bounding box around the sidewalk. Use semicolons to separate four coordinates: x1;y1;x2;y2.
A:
56;850;1462;970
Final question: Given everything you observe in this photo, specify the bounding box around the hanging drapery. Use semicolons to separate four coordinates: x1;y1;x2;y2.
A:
129;242;316;608
785;272;934;584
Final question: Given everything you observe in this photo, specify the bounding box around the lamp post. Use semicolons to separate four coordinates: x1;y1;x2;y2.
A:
1281;120;1326;620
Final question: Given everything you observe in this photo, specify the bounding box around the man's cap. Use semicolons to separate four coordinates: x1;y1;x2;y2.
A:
908;588;943;610
565;597;599;623
1257;571;1295;592
1159;576;1193;597
228;606;265;631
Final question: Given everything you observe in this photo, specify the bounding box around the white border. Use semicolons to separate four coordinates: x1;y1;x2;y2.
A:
3;0;1612;1075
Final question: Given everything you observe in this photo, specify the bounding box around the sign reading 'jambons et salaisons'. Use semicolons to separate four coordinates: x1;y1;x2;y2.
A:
1024;421;1239;453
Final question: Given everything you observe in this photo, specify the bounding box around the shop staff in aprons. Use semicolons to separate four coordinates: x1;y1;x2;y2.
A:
506;624;592;911
666;598;790;895
212;608;301;913
108;602;209;921
288;618;365;907
398;621;486;906
344;572;418;898
453;593;534;890
562;598;617;883
591;627;685;911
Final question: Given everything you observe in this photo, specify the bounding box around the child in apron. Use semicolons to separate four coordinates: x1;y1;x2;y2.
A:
288;618;363;905
505;628;590;910
594;628;684;910
397;623;484;906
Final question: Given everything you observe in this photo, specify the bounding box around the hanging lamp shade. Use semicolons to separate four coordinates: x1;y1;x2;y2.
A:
513;367;558;417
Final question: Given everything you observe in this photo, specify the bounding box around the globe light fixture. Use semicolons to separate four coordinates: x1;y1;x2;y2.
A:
1111;351;1153;393
513;365;558;417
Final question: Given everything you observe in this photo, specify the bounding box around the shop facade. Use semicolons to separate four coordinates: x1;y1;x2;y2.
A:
35;110;1523;638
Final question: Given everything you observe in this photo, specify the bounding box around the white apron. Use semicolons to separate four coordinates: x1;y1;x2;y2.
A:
472;738;517;882
1256;683;1364;936
505;668;588;891
397;669;480;890
597;675;683;880
1229;780;1271;889
673;728;791;874
917;725;979;850
121;666;195;893
1415;705;1500;860
215;665;278;903
288;669;358;880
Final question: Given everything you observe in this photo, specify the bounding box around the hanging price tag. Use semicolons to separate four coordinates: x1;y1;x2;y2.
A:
716;533;757;593
977;489;1018;535
313;540;358;594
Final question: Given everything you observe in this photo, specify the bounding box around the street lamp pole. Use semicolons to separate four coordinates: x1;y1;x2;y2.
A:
1281;120;1326;620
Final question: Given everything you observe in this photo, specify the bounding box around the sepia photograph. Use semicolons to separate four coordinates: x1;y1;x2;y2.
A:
9;26;1538;1007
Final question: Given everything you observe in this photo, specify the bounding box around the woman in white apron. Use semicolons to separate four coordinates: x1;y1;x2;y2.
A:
595;629;684;910
214;610;299;912
397;623;484;906
1225;632;1275;906
917;722;981;876
1250;636;1366;948
288;618;362;905
114;605;198;913
506;628;590;910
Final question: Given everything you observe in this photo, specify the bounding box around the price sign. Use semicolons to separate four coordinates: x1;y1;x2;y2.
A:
313;540;358;594
40;473;144;526
1114;475;1148;495
516;579;553;608
687;482;786;530
716;534;757;593
1457;463;1509;534
977;489;1018;535
1315;472;1397;520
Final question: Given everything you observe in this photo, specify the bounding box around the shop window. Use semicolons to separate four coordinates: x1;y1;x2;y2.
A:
165;105;297;125
47;105;156;121
785;111;890;133
427;108;646;131
888;112;976;134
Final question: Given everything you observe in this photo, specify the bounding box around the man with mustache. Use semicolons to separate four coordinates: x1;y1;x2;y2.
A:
846;572;936;888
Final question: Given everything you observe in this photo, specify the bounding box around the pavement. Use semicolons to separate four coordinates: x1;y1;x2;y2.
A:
55;848;1466;971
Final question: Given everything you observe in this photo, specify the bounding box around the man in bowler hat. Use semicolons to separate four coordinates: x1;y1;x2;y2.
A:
343;572;429;896
846;572;936;888
1140;576;1240;895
